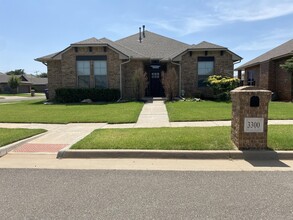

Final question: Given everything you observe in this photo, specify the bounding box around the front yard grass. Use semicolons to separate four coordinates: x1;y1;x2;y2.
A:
71;127;234;150
0;100;143;124
0;128;46;147
0;93;44;97
166;101;293;121
71;125;293;151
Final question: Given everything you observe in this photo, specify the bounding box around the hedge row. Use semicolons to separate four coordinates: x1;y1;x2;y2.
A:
55;88;120;103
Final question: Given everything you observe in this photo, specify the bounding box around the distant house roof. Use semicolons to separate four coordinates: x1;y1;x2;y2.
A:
36;30;242;62
0;74;9;83
0;74;47;85
235;39;293;70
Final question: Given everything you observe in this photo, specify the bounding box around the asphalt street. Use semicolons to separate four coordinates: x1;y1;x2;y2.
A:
1;169;293;219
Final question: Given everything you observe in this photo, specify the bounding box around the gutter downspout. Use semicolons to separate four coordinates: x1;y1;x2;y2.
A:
118;57;131;102
170;59;183;99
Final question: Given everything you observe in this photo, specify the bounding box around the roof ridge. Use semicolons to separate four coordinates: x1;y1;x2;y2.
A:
116;30;189;46
100;37;147;58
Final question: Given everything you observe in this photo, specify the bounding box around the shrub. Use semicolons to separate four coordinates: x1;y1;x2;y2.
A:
8;75;20;93
207;75;240;101
162;67;178;100
132;68;148;100
55;88;120;103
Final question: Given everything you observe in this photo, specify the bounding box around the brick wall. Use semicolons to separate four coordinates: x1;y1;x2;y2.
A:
180;50;234;97
122;60;144;99
47;46;121;100
243;57;292;101
47;60;62;99
231;86;271;150
273;57;292;101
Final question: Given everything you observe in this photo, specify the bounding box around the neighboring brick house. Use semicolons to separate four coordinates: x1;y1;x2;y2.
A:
235;39;293;101
36;30;242;100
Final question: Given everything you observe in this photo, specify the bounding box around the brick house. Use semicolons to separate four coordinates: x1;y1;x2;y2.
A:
36;29;241;100
235;39;293;101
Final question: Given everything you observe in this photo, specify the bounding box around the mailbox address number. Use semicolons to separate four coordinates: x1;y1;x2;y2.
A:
244;118;264;133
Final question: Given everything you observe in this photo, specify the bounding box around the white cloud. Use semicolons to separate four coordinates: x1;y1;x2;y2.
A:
233;28;293;51
141;0;293;36
213;0;293;22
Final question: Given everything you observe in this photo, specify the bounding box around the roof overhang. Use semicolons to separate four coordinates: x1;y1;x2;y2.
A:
235;52;293;71
171;48;242;62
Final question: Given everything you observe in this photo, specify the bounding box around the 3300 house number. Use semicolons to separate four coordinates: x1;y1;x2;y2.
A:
246;121;261;129
244;118;264;133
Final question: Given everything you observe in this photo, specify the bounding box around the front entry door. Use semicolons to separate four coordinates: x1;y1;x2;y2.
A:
149;63;164;97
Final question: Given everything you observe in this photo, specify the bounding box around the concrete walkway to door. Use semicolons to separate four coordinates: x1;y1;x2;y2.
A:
135;98;170;127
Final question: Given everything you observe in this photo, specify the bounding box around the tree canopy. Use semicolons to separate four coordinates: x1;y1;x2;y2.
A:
6;69;26;75
280;57;293;73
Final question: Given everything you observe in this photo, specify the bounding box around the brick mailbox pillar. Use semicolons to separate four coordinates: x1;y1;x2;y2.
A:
231;86;272;150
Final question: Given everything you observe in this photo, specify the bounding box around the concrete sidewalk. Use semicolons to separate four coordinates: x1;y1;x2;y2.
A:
0;98;293;159
135;98;169;127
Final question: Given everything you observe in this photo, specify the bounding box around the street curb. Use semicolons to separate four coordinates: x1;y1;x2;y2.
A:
57;149;293;160
0;132;47;157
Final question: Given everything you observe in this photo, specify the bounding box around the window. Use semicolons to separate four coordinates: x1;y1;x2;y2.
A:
77;61;90;88
76;56;108;89
198;57;214;87
94;60;108;88
247;70;255;85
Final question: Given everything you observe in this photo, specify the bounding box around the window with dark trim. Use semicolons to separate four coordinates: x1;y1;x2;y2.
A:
94;60;108;89
76;56;108;88
77;61;90;88
247;70;255;86
198;57;214;87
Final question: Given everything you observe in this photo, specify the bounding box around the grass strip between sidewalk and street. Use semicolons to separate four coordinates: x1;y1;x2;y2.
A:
0;100;144;124
166;101;293;121
71;125;293;151
0;128;46;147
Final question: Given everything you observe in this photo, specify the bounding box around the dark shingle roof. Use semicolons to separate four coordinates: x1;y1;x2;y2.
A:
71;37;106;46
0;74;9;83
35;31;241;62
116;31;189;59
236;39;293;70
191;41;226;49
0;74;47;85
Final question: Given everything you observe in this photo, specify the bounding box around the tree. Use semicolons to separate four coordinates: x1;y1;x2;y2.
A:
162;67;178;100
280;57;293;99
36;72;48;78
8;75;20;93
132;68;148;100
6;69;25;75
207;75;240;101
280;57;293;73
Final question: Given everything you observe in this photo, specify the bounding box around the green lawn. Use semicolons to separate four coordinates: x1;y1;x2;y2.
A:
71;127;235;150
0;93;44;97
0;100;143;124
166;101;293;121
0;128;46;147
71;125;293;151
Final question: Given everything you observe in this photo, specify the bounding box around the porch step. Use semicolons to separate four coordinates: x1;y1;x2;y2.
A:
142;97;167;102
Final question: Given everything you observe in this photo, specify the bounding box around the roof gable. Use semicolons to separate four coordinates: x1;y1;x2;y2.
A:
71;37;105;45
116;31;189;59
236;39;293;70
192;41;226;49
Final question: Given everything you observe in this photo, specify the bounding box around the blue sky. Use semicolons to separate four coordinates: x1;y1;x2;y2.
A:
1;0;293;74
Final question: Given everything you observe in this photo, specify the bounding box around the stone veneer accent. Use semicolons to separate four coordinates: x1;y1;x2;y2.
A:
181;50;233;97
231;86;271;150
